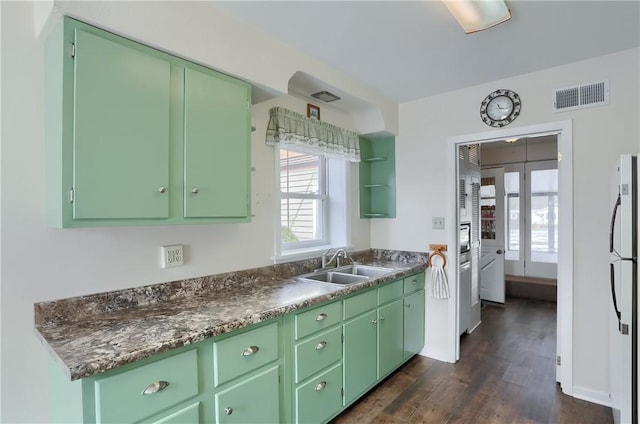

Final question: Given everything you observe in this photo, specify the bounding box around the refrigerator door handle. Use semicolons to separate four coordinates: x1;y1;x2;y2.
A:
610;262;622;322
610;194;621;254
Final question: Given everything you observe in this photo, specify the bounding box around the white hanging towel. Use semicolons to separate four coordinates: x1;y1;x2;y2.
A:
429;257;450;299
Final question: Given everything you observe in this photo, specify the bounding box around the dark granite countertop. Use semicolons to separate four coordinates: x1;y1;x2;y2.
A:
34;249;428;381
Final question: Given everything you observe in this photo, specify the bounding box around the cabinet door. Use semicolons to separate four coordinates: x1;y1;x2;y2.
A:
73;29;170;219
215;365;279;424
404;290;426;359
343;310;377;404
150;402;200;424
183;67;250;219
295;363;343;424
378;299;404;378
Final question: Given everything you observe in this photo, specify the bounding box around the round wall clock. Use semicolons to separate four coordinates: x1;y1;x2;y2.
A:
480;89;521;127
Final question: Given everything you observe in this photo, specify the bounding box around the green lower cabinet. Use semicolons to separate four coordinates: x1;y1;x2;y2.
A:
94;349;199;424
214;365;280;424
295;363;343;424
377;299;404;378
343;309;377;404
294;326;342;383
149;402;200;424
404;289;426;359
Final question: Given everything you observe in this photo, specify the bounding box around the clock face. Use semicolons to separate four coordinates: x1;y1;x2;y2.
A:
480;89;521;127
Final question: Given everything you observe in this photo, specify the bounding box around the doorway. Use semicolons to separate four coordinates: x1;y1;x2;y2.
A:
448;121;574;395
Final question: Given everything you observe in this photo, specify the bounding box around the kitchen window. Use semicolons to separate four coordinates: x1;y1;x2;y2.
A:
280;148;327;248
275;146;350;261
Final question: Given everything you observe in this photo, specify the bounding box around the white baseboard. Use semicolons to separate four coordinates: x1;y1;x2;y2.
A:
420;346;455;363
572;385;614;408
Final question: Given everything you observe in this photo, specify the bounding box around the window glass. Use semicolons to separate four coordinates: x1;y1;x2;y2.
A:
504;171;520;260
530;169;558;263
279;149;326;248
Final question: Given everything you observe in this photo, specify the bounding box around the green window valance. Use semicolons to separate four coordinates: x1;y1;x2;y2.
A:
266;107;360;162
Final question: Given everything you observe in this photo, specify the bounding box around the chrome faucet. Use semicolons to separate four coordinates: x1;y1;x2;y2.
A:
321;248;353;268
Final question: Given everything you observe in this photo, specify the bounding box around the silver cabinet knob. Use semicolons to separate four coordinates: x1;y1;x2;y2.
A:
315;341;327;350
242;345;259;356
141;380;169;395
371;319;377;325
496;249;503;254
191;187;199;194
224;407;233;415
158;186;166;194
379;316;385;321
406;303;411;308
314;381;327;391
316;313;327;321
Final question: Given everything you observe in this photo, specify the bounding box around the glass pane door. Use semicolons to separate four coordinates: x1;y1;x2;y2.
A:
527;163;558;277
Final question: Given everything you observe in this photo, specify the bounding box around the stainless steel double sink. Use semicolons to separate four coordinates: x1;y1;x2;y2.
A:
300;265;394;285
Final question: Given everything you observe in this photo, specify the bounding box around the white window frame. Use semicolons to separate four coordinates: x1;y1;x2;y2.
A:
273;145;351;263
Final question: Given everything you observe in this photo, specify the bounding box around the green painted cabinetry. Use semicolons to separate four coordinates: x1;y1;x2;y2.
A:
403;272;426;359
377;299;404;378
214;365;280;424
359;136;396;218
46;17;251;227
49;320;281;424
49;272;425;424
290;301;345;424
343;308;378;404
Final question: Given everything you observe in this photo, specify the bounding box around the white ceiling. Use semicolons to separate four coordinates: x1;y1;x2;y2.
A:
213;1;640;103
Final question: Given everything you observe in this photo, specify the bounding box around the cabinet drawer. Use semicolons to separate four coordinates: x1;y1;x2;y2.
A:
214;322;279;386
294;326;342;383
215;365;280;424
378;280;403;305
94;349;198;424
295;301;342;340
344;289;377;319
404;272;425;294
295;363;343;424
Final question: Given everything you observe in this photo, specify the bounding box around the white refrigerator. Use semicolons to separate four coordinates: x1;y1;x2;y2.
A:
610;154;638;424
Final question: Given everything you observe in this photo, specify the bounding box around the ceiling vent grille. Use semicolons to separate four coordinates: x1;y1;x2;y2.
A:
552;79;609;113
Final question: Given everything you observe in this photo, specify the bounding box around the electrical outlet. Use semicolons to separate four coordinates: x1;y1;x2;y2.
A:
432;217;445;229
161;245;184;268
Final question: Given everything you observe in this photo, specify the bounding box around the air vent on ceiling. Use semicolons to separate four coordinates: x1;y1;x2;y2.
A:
552;79;609;113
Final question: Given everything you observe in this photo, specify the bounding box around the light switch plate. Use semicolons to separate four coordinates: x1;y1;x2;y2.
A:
432;217;445;229
161;245;184;268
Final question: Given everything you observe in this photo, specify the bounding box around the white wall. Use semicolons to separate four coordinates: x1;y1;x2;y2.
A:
0;2;372;421
373;48;639;399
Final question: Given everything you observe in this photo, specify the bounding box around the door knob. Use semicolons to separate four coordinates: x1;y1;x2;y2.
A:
496;249;503;254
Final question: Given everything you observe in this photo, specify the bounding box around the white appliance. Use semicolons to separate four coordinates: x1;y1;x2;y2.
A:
610;154;638;424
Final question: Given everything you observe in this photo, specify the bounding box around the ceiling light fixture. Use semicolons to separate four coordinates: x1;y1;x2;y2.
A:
442;0;511;34
311;91;341;103
505;137;519;143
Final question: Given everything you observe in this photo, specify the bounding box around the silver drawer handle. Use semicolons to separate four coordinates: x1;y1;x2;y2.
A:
141;380;169;395
315;341;327;350
242;345;259;356
225;407;233;415
314;381;327;391
158;186;166;194
316;313;327;321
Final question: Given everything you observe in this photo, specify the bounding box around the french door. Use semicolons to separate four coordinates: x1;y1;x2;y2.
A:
504;160;558;278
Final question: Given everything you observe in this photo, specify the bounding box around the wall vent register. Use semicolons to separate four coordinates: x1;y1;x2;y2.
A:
552;79;609;112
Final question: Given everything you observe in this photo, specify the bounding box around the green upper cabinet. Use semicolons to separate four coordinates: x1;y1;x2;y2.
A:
358;136;396;218
72;29;171;220
46;17;251;228
183;68;250;219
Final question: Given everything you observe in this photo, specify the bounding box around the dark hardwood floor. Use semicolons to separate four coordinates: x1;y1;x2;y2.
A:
332;298;612;424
